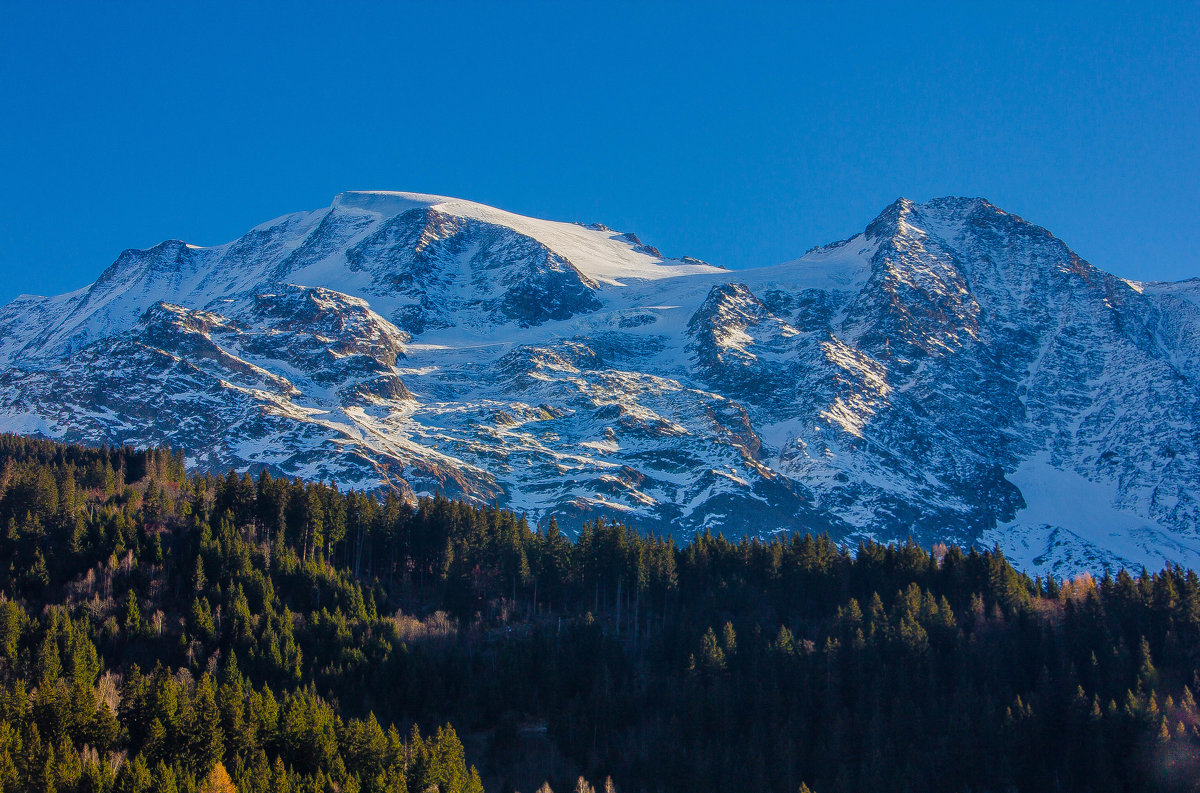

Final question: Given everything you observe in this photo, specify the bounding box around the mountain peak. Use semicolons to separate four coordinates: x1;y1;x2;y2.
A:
331;189;726;286
331;190;460;217
865;196;998;236
864;197;918;240
921;195;995;213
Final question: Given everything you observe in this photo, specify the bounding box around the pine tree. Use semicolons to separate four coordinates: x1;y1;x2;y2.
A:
193;556;207;594
122;590;143;636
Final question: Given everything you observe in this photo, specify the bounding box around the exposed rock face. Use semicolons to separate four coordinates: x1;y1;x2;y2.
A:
2;191;1197;575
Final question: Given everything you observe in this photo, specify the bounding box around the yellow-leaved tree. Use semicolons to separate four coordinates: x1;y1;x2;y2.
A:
199;762;236;793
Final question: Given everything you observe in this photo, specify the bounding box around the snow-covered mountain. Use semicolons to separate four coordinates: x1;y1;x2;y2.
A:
2;191;1198;576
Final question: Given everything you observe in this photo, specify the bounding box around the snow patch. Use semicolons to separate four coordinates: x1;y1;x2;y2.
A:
988;455;1200;576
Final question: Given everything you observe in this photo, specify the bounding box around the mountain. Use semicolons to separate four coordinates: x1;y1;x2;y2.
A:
2;191;1198;575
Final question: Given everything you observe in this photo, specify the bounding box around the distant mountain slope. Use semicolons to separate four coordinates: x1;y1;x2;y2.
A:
2;191;1197;575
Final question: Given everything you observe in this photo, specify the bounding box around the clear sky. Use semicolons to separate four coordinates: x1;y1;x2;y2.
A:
1;2;1197;306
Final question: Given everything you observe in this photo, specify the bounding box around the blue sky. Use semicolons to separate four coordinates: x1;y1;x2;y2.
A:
1;2;1197;305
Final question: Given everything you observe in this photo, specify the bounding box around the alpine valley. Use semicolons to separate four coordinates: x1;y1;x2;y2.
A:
2;191;1198;576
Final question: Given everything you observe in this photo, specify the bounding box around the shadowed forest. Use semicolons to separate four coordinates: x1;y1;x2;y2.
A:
0;434;1198;792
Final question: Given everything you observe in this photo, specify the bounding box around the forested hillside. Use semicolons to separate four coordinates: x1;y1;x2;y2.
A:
0;434;1198;792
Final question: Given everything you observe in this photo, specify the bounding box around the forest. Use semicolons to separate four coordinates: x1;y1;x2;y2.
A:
0;433;1197;792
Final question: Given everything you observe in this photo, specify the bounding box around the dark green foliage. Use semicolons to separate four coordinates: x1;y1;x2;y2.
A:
0;437;480;793
0;433;1197;792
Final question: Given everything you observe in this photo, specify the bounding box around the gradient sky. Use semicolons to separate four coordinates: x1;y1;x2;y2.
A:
2;2;1197;307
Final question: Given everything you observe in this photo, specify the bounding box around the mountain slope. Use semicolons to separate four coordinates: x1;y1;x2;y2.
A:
2;192;1197;575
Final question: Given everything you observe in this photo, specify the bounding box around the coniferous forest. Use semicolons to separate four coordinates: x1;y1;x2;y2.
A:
0;434;1198;792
